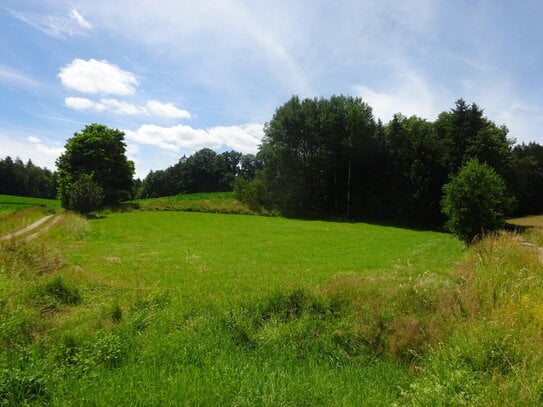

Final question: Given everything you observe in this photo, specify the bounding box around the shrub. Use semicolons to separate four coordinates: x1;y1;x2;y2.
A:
442;159;508;243
65;174;105;215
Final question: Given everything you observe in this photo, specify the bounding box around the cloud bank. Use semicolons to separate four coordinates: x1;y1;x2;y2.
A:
125;123;263;155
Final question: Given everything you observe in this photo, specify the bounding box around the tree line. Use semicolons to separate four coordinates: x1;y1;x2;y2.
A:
136;148;261;199
235;96;543;229
0;156;57;199
2;96;543;240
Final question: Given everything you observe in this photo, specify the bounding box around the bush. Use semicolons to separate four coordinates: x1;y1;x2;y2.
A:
66;174;105;214
442;159;508;243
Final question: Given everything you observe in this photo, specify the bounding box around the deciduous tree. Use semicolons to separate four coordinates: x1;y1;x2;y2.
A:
56;124;134;209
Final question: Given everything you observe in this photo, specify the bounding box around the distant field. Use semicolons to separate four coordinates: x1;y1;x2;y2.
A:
132;191;257;215
0;194;60;215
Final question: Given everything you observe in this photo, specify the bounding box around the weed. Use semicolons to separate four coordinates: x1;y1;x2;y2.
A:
32;277;82;311
0;366;49;405
110;303;123;323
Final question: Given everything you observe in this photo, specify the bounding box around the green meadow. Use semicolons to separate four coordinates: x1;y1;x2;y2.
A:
2;200;543;405
0;194;60;215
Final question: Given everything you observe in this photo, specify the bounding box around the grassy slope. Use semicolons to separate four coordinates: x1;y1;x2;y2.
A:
132;192;258;215
0;211;465;405
0;194;60;214
6;210;543;405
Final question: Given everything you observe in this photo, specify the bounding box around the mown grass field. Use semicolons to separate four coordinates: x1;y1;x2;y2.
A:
2;201;543;405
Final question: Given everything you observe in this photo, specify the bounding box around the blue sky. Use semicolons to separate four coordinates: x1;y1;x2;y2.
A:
1;0;542;178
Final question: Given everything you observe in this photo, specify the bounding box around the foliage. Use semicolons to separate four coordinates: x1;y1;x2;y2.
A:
0;156;57;199
442;159;509;243
257;95;380;218
511;142;543;214
137;149;260;198
237;96;539;228
56;123;134;209
65;173;105;214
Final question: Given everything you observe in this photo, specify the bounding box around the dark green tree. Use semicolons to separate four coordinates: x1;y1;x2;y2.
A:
511;143;543;215
178;148;219;193
257;95;377;217
0;156;57;198
442;159;509;243
238;154;262;180
56;124;134;209
382;115;445;225
216;150;242;191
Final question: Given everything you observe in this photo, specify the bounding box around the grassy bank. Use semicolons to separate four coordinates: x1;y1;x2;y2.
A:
2;210;542;405
0;194;59;216
132;192;259;215
0;195;59;236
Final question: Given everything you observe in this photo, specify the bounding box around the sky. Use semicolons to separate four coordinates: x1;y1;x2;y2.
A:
0;0;542;179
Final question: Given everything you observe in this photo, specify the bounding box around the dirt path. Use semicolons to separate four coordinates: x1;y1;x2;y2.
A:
512;235;543;263
0;215;55;241
24;215;64;241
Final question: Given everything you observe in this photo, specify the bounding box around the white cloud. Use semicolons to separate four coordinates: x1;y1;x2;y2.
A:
99;99;143;115
27;135;65;157
64;97;191;118
58;59;138;95
146;100;191;119
124;123;263;154
9;6;92;39
65;96;99;110
78;1;313;97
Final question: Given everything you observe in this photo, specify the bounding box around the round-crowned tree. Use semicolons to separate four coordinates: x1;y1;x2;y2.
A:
57;124;134;212
441;158;508;244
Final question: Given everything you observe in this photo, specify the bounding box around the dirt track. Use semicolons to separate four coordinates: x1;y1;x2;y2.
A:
0;215;56;241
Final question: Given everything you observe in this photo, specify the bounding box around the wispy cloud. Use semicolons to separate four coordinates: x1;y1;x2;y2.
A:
0;64;38;88
27;136;64;157
69;8;92;30
0;131;63;170
9;6;92;39
353;71;438;122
